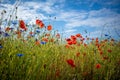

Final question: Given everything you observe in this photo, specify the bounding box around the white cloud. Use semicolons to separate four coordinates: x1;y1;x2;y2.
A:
55;8;120;29
0;0;59;20
57;11;87;21
53;8;120;37
23;1;53;13
0;1;51;25
65;29;77;33
22;0;65;14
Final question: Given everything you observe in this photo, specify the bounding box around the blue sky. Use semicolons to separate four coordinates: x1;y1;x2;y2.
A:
0;0;120;39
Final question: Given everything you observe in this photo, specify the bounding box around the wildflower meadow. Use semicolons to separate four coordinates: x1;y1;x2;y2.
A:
0;0;120;80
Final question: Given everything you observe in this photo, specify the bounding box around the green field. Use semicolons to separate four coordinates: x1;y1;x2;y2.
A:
0;35;120;80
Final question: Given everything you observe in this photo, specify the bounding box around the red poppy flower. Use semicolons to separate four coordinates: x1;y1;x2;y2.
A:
36;19;42;25
76;52;80;57
103;56;109;60
95;43;99;47
42;38;48;42
35;40;40;45
71;35;76;40
47;25;52;31
72;40;77;44
107;49;112;53
67;41;73;45
39;22;44;28
36;19;44;28
15;30;21;38
19;20;27;30
45;33;50;36
84;43;87;47
99;51;103;55
66;38;71;42
98;47;101;51
76;33;82;38
50;38;54;42
96;38;99;43
83;53;86;56
96;64;101;69
66;59;75;68
5;27;11;31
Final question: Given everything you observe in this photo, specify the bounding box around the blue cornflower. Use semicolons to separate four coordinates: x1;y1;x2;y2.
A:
11;21;17;25
4;33;10;37
36;29;40;33
104;34;109;36
40;41;46;44
16;53;24;57
0;45;3;49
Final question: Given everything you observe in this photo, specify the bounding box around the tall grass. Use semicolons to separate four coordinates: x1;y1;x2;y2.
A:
0;37;120;80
